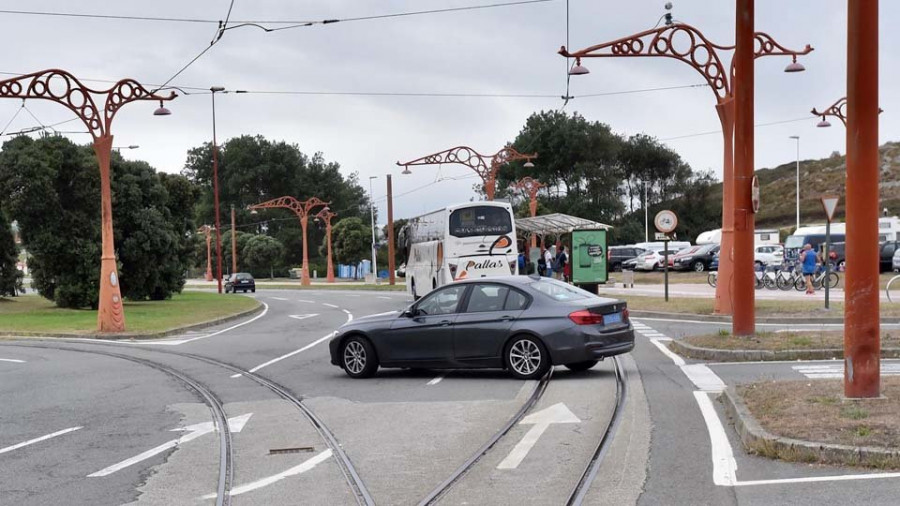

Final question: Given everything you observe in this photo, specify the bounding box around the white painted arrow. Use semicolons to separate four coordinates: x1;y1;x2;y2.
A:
88;413;252;477
288;314;319;321
497;403;580;469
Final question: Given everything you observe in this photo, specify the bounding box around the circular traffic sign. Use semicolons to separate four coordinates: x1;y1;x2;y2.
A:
654;210;678;234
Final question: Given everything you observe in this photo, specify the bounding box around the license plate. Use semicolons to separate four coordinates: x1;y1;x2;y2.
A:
603;312;622;325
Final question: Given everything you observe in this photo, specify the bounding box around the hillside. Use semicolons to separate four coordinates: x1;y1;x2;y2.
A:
705;141;900;229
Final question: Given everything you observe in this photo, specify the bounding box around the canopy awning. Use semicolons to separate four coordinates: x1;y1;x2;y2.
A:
515;213;612;236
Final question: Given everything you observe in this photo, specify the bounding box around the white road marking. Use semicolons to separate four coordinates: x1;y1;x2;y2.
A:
792;363;900;379
0;427;82;455
693;392;737;486
645;322;900;488
200;449;332;499
287;314;319;321
61;303;270;347
497;403;581;469
235;334;333;377
270;297;289;301
682;364;727;392
346;294;361;297
89;414;252;477
0;358;25;363
426;375;445;386
323;303;339;308
378;296;391;300
296;299;314;303
343;309;353;322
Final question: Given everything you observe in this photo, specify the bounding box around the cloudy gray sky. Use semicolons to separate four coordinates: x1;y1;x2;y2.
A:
0;1;896;224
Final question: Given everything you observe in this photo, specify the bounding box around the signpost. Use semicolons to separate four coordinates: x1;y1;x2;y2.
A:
821;196;840;309
654;210;678;302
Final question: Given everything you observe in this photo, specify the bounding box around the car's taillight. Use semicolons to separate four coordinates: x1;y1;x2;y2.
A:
568;310;605;325
622;308;630;322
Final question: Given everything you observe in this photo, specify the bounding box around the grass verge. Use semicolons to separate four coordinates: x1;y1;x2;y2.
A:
607;294;900;317
739;377;900;453
682;331;900;351
0;292;260;334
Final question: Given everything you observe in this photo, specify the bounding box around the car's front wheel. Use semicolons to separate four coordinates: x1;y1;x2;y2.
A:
564;360;598;372
505;335;550;380
342;336;379;378
692;261;706;272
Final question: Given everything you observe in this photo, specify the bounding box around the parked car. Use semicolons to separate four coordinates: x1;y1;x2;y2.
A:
621;257;640;271
880;241;900;273
225;272;256;293
607;246;647;272
396;263;407;278
634;249;679;271
823;241;846;271
329;276;634;379
754;244;784;267
893;248;900;272
672;244;720;272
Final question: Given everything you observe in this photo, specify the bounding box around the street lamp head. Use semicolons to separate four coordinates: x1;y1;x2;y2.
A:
784;56;805;73
210;86;225;93
789;135;799;140
523;161;535;169
153;100;172;116
401;167;412;175
369;175;378;180
817;117;832;128
569;58;590;76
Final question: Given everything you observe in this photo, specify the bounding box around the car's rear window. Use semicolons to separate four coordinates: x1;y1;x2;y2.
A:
528;279;594;301
235;273;252;280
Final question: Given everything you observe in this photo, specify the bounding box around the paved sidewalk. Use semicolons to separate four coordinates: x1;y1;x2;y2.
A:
599;282;895;302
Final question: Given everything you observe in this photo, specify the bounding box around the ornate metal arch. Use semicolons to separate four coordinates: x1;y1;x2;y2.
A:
0;69;175;139
249;196;329;220
811;97;848;126
397;145;537;184
515;177;545;201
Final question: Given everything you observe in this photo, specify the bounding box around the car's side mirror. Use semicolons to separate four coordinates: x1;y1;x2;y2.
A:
402;308;416;318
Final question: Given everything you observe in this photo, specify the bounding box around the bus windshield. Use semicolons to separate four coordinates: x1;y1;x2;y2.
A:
784;236;805;249
449;206;513;238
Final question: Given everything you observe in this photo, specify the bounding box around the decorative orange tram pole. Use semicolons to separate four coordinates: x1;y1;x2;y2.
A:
560;13;811;318
315;206;337;284
249;196;328;286
397;145;536;201
515;177;545;248
0;69;175;332
198;225;214;281
844;0;881;398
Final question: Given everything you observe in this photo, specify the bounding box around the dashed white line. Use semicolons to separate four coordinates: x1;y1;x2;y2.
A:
426;375;445;386
270;297;289;301
377;296;391;300
200;449;332;499
0;358;25;363
0;427;82;455
323;303;339;308
297;299;314;303
693;392;738;486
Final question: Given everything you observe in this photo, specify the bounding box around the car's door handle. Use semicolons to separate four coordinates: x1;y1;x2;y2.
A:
500;315;515;321
439;320;453;327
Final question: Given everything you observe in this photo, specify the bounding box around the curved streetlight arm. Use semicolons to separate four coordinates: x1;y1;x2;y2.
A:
560;23;813;103
514;176;545;202
0;68;176;140
248;196;329;219
396;145;537;185
811;96;882;127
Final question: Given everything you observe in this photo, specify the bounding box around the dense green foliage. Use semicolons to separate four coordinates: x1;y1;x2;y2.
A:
182;135;371;268
0;212;23;297
0;136;197;308
242;234;285;278
332;217;370;266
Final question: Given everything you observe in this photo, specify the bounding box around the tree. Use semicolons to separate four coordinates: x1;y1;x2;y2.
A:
332;218;370;271
241;234;285;279
0;135;195;307
0;212;23;297
221;229;252;274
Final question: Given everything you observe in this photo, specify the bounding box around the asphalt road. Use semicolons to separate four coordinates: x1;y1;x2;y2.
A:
2;289;899;505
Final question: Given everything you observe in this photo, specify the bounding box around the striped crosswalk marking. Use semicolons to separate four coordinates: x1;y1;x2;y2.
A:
792;363;900;379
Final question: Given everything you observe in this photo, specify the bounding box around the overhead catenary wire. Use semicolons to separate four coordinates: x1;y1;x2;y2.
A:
660;116;811;141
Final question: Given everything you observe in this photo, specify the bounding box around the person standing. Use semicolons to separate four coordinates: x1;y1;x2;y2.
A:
800;243;818;294
543;245;554;278
555;245;569;281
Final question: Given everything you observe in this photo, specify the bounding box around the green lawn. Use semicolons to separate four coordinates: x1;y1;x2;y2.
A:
611;295;900;317
0;292;260;334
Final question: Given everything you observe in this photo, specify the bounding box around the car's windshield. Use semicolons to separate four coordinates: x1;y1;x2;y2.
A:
528;278;594;301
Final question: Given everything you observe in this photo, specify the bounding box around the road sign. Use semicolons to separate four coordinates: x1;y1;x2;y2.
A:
751;175;760;213
496;403;581;469
655;232;674;241
821;195;840;222
654;210;678;233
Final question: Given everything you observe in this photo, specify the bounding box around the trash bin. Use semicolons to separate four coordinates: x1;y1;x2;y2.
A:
622;270;634;288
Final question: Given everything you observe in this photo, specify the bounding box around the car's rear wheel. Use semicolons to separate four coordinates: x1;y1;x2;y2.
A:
251;288;256;293
342;336;378;378
564;360;598;372
692;261;706;272
505;335;550;380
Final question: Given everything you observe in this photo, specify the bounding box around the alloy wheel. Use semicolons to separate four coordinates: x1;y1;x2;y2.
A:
344;341;367;374
509;339;542;376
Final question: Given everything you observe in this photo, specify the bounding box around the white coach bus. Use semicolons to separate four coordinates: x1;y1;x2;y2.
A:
399;201;519;299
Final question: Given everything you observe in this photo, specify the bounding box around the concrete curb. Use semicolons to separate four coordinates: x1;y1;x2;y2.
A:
0;302;264;341
720;387;900;469
669;339;900;362
628;309;900;325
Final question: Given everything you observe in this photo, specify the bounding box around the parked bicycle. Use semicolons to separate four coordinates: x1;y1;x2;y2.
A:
707;270;717;288
794;262;839;291
775;264;802;291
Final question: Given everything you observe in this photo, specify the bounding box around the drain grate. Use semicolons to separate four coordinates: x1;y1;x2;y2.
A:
268;446;315;455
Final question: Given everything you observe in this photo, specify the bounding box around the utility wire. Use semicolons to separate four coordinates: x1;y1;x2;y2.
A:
0;1;554;28
0;102;24;135
661;117;810;141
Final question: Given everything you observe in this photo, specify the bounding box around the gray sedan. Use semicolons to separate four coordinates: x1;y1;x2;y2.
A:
328;276;634;379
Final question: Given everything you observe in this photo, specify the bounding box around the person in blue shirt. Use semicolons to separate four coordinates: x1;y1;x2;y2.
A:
800;243;819;294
